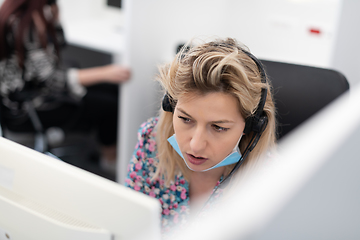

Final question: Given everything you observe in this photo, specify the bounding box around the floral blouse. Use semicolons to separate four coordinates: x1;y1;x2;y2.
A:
125;117;223;235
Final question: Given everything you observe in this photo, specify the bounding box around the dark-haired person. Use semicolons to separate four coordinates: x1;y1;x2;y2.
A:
0;0;130;170
125;38;276;236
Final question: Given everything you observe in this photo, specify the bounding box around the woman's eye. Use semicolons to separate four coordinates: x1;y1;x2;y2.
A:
212;125;229;132
178;116;191;123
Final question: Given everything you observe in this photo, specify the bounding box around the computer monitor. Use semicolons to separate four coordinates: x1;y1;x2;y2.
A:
174;84;360;239
0;137;161;240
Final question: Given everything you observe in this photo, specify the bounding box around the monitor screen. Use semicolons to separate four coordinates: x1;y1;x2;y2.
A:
0;137;161;240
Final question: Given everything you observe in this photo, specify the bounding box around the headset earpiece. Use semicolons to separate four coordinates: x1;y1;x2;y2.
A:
244;112;268;136
243;87;268;135
243;117;253;134
162;93;174;112
248;115;268;151
252;114;268;133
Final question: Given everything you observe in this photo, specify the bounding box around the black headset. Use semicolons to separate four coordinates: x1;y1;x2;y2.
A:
162;46;269;187
220;49;269;188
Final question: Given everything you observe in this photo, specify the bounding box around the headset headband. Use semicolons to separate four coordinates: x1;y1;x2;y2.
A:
240;49;268;135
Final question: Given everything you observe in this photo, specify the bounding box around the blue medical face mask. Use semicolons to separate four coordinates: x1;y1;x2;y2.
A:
167;134;242;172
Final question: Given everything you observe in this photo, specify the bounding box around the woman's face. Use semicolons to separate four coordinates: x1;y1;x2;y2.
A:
173;92;246;172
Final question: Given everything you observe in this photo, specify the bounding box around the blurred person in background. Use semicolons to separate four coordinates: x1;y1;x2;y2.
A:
0;0;130;172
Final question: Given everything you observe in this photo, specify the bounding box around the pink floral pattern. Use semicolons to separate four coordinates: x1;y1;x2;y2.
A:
125;117;223;235
125;117;190;233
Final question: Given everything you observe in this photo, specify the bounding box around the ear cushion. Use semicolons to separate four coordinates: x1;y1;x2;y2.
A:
243;117;254;134
253;115;268;133
244;114;268;135
162;93;174;112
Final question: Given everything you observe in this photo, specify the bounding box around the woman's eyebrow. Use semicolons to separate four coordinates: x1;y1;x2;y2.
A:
211;120;235;124
177;108;192;118
177;107;235;124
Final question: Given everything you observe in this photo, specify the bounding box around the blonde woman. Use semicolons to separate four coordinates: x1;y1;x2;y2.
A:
125;38;276;234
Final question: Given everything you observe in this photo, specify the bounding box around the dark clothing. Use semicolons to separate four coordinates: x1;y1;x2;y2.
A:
0;17;118;146
2;83;118;146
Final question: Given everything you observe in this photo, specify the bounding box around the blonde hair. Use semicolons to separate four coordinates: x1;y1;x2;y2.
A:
155;38;276;185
